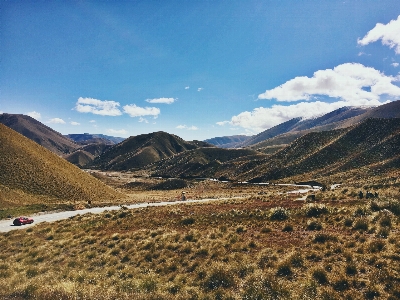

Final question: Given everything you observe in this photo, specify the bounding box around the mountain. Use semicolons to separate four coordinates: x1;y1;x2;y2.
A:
144;118;399;184
242;101;400;153
65;133;125;145
0;114;79;156
239;106;370;149
88;131;215;171
204;135;251;148
0;124;123;205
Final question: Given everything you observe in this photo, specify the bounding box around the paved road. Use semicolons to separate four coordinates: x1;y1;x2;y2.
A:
0;198;235;233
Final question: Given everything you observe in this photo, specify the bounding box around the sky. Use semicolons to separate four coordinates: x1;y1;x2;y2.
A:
1;1;400;141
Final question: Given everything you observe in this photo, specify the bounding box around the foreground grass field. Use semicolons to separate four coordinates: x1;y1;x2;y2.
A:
1;191;400;299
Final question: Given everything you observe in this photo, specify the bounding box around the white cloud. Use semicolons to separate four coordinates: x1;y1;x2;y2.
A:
139;117;149;123
89;120;96;123
48;118;66;124
106;129;128;136
176;125;198;130
392;62;399;67
27;111;41;120
123;104;160;118
75;97;122;116
70;121;80;125
185;86;190;90
258;63;400;104
218;100;391;133
358;15;400;54
145;97;176;104
197;87;203;92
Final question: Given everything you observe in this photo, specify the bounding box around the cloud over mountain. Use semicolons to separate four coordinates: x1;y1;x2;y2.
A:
358;15;400;54
258;63;400;104
123;104;160;118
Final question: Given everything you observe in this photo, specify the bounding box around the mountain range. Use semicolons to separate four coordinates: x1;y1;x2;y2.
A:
1;100;400;187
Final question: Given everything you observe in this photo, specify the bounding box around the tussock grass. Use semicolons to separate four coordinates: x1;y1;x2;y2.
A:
1;196;400;299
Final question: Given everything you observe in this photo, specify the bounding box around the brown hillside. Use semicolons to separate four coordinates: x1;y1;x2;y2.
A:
89;131;215;171
0;124;123;206
0;113;79;156
246;118;400;183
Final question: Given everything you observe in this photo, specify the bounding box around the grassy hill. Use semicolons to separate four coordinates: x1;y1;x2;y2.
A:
0;113;79;156
1;194;400;299
88;131;215;171
0;124;123;208
246;118;400;183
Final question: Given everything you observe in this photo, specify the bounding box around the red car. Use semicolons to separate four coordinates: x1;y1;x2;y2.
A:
13;217;34;226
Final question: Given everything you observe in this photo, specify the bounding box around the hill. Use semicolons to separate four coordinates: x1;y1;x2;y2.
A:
0;124;123;206
245;118;400;183
0;113;79;156
88;131;215;171
149;147;263;178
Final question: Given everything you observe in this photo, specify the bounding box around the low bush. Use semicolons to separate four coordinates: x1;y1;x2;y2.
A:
304;204;329;217
269;207;290;221
306;219;322;231
353;218;369;231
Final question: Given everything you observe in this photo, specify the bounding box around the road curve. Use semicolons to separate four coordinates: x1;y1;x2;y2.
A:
0;198;236;233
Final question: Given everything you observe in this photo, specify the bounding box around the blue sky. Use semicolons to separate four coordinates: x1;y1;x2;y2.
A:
1;1;400;140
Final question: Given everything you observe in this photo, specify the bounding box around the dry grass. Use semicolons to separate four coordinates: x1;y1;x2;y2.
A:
1;193;399;299
0;124;124;211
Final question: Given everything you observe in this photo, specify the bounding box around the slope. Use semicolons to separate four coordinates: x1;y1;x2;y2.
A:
0;113;79;156
88;131;215;171
246;118;400;182
0;124;123;206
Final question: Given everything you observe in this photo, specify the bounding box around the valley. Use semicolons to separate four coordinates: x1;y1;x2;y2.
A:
0;101;400;299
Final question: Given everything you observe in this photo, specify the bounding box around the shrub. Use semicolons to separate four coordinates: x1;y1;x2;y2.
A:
353;206;370;217
242;273;290;299
343;218;353;227
276;262;292;277
261;226;272;233
288;251;304;268
270;207;289;221
313;233;337;243
304;204;329;217
345;263;357;276
368;239;386;253
282;224;293;232
307;219;322;231
236;225;246;233
203;264;235;290
353;218;369;231
181;217;195;226
376;227;390;238
312;268;329;284
332;278;349;292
